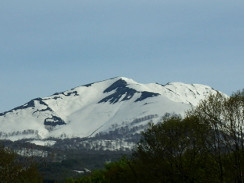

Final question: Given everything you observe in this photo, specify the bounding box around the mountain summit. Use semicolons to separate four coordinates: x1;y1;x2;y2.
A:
0;77;219;142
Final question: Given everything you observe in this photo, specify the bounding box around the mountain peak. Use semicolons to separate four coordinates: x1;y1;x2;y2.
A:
0;77;222;142
109;76;138;84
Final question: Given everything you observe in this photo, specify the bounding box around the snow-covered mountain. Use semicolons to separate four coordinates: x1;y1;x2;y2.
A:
0;77;219;145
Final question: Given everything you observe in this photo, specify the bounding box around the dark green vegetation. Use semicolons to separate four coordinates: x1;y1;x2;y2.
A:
1;90;244;182
65;90;244;183
0;147;42;183
0;140;128;182
39;150;128;182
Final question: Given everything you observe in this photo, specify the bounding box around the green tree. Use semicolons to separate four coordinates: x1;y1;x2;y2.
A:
70;158;136;183
133;115;219;183
104;157;137;183
0;147;42;183
189;91;244;183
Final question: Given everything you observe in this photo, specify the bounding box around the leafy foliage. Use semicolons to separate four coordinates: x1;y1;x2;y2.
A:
67;90;244;183
0;147;42;183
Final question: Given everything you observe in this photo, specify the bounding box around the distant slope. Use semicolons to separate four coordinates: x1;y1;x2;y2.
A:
0;77;219;142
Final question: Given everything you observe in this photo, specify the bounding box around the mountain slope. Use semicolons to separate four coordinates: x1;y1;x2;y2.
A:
0;77;219;142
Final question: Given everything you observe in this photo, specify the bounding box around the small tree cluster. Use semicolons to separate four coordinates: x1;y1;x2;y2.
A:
0;147;42;183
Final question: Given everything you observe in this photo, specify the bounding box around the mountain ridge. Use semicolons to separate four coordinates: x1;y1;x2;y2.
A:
0;77;220;144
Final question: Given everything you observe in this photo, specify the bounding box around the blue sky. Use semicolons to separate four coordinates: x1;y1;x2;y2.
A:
0;0;244;113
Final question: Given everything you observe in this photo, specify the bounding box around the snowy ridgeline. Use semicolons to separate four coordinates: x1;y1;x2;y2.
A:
0;77;220;143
